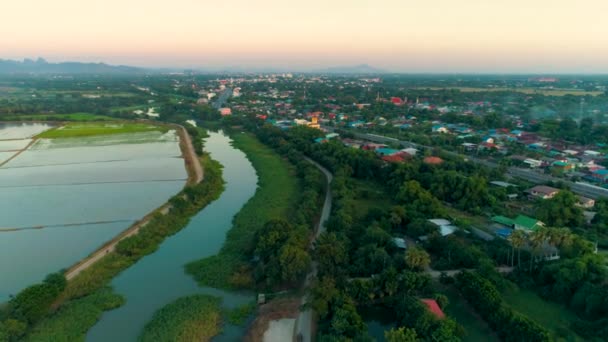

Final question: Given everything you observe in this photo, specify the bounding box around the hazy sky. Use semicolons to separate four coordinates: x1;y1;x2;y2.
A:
2;0;608;72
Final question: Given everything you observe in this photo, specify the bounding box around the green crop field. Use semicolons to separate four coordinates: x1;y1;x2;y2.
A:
0;113;114;122
37;122;166;138
502;287;583;341
438;283;499;342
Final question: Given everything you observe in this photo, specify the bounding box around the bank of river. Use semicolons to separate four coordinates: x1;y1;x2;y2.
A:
87;131;258;341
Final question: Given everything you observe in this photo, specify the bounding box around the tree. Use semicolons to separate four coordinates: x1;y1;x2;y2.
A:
404;247;431;271
315;232;349;278
330;297;366;338
385;327;418;342
508;229;527;267
309;277;339;318
536;190;584;228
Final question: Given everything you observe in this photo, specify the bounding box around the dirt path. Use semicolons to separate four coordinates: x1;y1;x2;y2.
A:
65;127;201;280
0;138;37;167
176;125;203;184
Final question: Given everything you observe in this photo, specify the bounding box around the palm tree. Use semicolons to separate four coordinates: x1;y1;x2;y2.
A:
528;228;548;272
509;229;527;267
546;227;573;249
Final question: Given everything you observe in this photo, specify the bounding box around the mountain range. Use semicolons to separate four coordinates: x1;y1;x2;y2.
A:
0;58;387;75
0;58;142;74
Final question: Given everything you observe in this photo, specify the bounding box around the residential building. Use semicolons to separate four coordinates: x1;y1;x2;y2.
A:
514;215;544;232
526;185;560;199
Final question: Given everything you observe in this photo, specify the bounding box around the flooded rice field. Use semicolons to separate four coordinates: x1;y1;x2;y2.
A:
0;124;186;300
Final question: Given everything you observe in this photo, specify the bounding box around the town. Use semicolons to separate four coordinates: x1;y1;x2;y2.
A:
2;72;608;342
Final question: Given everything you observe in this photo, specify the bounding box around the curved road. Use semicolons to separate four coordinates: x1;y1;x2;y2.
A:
294;157;333;342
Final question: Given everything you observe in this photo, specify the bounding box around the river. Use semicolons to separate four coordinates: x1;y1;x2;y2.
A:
87;131;258;341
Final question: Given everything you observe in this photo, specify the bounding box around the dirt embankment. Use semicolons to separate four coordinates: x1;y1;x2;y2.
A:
244;298;301;342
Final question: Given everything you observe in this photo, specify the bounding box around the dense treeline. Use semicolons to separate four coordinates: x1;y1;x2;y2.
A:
455;271;551;342
0;273;66;341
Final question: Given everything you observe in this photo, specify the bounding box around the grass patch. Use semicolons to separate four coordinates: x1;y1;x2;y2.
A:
351;179;394;219
502;287;583;341
0;113;114;122
437;283;498;342
23;288;124;342
37;122;165;138
139;295;222;342
186;132;299;290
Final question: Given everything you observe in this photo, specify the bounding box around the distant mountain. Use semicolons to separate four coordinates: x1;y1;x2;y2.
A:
0;58;143;74
316;64;387;74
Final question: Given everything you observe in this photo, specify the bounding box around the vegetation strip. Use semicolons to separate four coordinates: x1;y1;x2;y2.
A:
139;295;222;342
186;132;300;290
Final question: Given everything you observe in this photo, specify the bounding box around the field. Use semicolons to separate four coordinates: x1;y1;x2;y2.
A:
437;284;499;342
0;113;114;122
413;86;603;96
37;122;166;138
139;295;222;342
186;132;300;289
502;287;583;341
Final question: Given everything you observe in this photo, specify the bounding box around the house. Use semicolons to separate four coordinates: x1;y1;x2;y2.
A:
552;160;575;171
577;196;595;209
402;148;418;156
432;125;449;133
393;237;407;249
514;215;544;233
424;156;444;165
382;153;411;164
362;143;387;151
375;148;401;156
492;215;515;228
461;143;477;152
428;219;458;236
490;181;516;188
526;185;560;199
219;108;232;116
523;158;543;168
584;150;602;158
591;169;608;183
421;299;445;319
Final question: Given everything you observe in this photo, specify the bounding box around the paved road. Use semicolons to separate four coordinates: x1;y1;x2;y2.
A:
212;88;232;109
293;157;333;342
328;127;608;200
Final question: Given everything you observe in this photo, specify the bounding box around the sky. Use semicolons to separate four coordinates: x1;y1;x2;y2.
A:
2;0;608;73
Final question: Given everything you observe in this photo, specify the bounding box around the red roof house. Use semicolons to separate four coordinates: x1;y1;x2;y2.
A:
423;156;444;165
421;299;445;319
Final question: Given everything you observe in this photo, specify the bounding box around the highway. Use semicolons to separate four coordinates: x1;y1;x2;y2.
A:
327;127;608;200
